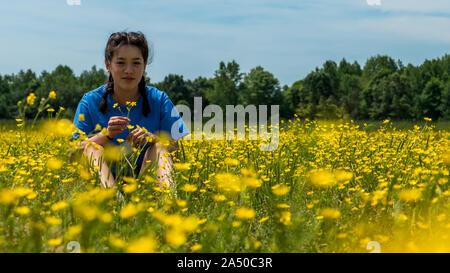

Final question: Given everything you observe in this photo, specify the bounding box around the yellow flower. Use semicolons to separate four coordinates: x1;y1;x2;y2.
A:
235;207;255;220
13;187;32;198
318;208;341;219
46;108;55;112
123;183;137;194
224;158;239;166
126;236;157;253
51;201;68;211
213;194;227;202
99;212;112;223
14;206;31;215
307;169;337;188
277;203;290;209
383;119;390;124
74;204;98;221
279;211;291;225
48;90;56;99
48;238;63;247
26;93;36;105
103;145;122;161
45;216;62;226
396;214;408;222
181;184;197;192
66;225;82;240
443;150;450;165
109;235;126;249
0;189;17;205
271;184;290;196
190;244;202;251
174;163;191;171
232;221;241;227
78;114;85;121
241;168;262;188
47;158;63;170
165;228;186;247
258;216;269;223
120;203;139;219
424;117;432;122
398;188;422;202
214;173;245;193
176;200;187;207
334;169;353;182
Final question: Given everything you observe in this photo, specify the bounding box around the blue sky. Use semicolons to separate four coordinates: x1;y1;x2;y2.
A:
1;0;449;86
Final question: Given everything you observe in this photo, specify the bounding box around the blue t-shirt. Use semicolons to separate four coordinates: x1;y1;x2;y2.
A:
72;84;189;144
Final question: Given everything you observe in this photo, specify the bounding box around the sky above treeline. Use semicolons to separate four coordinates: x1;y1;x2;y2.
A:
2;0;450;86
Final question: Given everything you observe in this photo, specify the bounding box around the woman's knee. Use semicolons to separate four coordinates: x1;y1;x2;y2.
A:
83;142;104;157
145;143;171;160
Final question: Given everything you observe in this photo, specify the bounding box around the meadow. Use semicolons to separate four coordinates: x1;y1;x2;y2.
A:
0;93;449;253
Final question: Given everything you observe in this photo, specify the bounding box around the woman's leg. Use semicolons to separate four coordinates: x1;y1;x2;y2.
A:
139;143;175;189
83;143;115;188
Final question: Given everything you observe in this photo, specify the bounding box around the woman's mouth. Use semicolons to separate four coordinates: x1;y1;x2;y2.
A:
123;77;135;82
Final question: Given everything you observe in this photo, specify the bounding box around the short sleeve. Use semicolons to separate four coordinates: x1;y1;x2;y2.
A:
72;94;94;139
159;92;190;140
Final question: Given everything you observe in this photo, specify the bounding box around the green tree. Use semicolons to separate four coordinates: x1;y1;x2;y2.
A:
5;69;41;119
36;65;81;118
419;77;444;120
339;74;362;120
207;60;243;108
282;80;303;118
0;75;11;119
79;65;108;94
362;55;398;84
240;66;282;107
155;74;193;108
439;81;450;119
187;76;214;106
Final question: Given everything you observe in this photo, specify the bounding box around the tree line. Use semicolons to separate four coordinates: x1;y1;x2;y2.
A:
0;54;449;121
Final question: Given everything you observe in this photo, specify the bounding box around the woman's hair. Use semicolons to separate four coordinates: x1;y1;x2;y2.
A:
100;31;152;116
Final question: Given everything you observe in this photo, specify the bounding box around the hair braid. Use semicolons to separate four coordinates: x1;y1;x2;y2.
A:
100;73;114;114
139;76;150;117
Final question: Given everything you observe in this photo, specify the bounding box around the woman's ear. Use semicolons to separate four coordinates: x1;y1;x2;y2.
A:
104;58;110;72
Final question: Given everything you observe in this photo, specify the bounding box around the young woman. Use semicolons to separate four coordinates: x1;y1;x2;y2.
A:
72;31;189;189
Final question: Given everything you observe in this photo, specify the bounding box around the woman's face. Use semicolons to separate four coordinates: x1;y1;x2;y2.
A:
105;44;146;92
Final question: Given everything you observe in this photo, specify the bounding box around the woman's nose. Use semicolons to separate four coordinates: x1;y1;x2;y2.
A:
124;64;134;73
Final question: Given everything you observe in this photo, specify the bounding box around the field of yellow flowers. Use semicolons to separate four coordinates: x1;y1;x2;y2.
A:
0;93;450;253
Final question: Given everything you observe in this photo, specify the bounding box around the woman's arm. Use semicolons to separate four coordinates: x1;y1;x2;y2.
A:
168;140;179;153
86;132;111;147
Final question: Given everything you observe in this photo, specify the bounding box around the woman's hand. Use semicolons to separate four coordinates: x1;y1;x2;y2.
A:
127;128;156;147
107;116;130;139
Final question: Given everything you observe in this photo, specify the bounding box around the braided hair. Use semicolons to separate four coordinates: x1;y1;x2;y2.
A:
99;31;151;116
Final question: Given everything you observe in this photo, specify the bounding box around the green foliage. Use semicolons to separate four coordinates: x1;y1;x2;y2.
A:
0;54;449;121
240;66;282;107
206;60;243;108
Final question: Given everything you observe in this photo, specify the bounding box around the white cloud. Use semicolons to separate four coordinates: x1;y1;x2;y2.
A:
366;0;381;7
